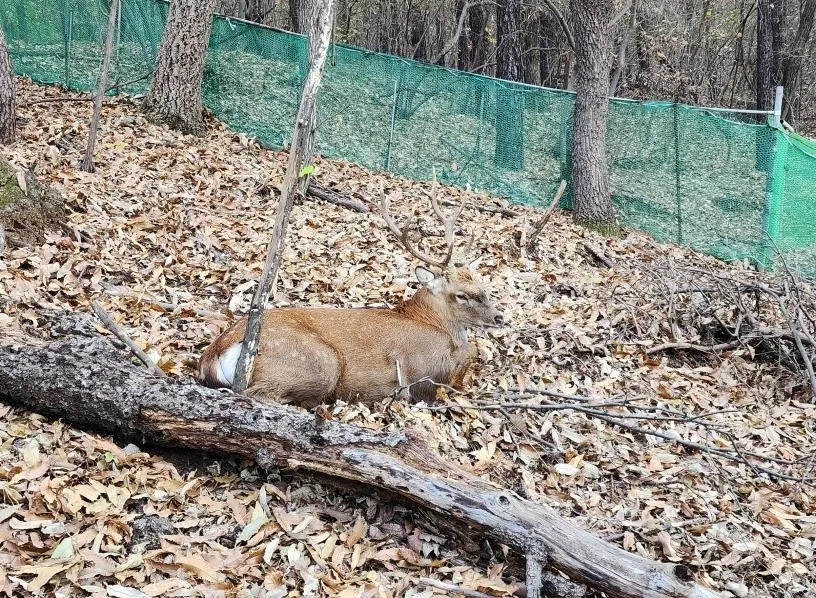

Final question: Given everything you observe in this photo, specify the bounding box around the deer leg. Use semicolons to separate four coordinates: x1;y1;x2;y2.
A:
448;344;477;389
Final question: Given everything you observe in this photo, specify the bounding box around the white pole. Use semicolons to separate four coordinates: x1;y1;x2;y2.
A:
773;85;783;129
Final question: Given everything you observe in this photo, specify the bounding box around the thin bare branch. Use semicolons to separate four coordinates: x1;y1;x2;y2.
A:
541;0;575;50
90;300;166;377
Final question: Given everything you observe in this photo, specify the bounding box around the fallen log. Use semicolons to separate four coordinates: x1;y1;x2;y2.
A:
306;180;370;213
0;318;717;598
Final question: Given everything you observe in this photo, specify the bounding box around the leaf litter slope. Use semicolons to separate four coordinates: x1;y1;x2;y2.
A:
0;79;814;596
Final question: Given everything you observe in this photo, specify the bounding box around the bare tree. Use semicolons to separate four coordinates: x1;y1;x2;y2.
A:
538;8;560;87
0;25;15;145
570;0;616;230
756;0;785;112
142;0;218;136
81;0;119;173
495;0;524;170
609;0;638;95
782;0;816;123
456;1;489;73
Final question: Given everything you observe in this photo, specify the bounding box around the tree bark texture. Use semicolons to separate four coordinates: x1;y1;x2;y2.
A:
782;0;816;123
231;0;335;393
569;0;615;227
467;3;488;73
0;325;717;598
494;0;524;170
0;25;15;146
538;10;559;88
456;0;469;70
142;0;218;136
290;0;319;35
756;0;785;112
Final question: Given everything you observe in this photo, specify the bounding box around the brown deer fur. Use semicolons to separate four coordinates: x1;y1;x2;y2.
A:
197;267;502;407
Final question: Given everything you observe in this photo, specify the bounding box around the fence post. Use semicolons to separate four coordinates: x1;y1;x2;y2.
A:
385;79;397;171
759;86;786;269
64;5;74;88
114;0;122;90
772;85;783;129
673;102;683;244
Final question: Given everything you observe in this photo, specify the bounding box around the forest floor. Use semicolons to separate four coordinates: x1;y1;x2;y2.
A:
1;78;815;597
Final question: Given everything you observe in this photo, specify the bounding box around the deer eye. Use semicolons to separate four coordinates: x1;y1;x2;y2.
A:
455;292;468;302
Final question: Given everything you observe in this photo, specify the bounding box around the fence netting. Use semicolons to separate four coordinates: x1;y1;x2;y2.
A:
3;0;815;278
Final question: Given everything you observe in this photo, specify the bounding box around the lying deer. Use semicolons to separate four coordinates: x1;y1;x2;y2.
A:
197;184;503;407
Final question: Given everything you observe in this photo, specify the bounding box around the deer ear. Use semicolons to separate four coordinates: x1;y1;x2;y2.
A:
414;266;437;285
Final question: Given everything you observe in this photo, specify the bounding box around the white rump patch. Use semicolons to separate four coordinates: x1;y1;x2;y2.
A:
215;343;242;386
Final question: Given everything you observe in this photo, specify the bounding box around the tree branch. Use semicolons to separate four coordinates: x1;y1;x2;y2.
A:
541;0;574;51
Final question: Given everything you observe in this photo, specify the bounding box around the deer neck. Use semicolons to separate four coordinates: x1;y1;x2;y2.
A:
400;288;467;345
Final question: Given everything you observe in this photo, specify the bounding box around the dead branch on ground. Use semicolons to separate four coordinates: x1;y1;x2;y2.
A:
306;180;369;212
618;259;816;397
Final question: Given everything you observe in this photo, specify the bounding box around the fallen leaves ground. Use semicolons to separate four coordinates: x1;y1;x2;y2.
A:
1;78;815;597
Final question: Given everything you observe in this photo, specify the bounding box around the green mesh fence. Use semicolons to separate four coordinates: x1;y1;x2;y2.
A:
3;0;816;278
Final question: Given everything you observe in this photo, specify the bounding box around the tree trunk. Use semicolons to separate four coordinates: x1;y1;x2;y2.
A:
246;0;277;26
468;3;488;73
609;0;638;96
0;323;717;598
635;16;649;85
495;0;524;170
538;10;559;87
408;5;427;61
781;0;816;123
289;0;302;32
290;0;319;34
81;0;119;173
569;0;616;230
0;25;15;146
142;0;218;136
521;4;539;84
757;0;785;113
456;0;469;70
771;0;786;88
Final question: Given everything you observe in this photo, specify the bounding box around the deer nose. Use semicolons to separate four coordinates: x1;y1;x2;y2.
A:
494;313;505;326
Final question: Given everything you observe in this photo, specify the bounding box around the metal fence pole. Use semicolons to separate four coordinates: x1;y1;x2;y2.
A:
772;85;783;129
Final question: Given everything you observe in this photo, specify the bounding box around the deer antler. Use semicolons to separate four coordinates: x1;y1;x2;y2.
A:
379;174;465;270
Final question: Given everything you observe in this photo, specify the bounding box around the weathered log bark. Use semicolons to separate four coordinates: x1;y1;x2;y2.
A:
0;323;716;598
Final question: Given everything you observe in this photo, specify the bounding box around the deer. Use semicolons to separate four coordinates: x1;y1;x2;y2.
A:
197;182;504;408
